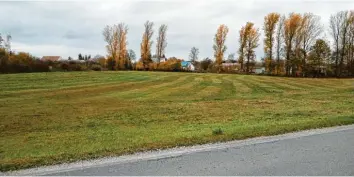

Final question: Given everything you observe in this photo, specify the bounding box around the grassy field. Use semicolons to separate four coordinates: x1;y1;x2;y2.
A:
1;71;354;171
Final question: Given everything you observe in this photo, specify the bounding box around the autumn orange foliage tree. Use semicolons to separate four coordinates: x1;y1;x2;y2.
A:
263;13;280;74
102;23;129;70
140;21;154;70
283;13;302;76
213;24;229;73
238;22;260;73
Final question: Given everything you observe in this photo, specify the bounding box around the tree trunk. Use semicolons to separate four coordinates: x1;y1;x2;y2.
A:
335;43;339;77
246;51;250;73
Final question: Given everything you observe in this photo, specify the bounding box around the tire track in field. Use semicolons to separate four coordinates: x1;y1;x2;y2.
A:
112;74;193;100
0;73;168;99
245;76;285;93
232;75;281;94
303;78;353;90
0;74;176;104
180;74;222;101
198;74;240;101
188;74;221;101
194;74;227;101
145;74;207;101
136;74;200;101
248;76;304;91
222;75;252;93
270;77;333;91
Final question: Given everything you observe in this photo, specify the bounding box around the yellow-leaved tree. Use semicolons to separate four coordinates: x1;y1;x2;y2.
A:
140;21;154;70
263;13;280;74
213;24;229;73
283;13;302;76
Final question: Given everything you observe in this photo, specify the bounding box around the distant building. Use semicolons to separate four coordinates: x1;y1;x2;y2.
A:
254;67;266;74
181;61;195;71
151;56;167;63
41;56;62;62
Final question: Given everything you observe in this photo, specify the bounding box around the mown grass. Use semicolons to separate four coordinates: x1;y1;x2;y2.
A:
1;71;354;171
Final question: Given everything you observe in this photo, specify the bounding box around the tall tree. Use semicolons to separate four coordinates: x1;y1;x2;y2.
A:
299;13;323;76
103;25;119;70
125;49;136;69
3;34;11;52
348;11;354;76
246;28;260;73
189;47;199;63
128;49;136;62
263;12;280;74
78;53;83;60
116;23;128;69
275;15;285;74
329;11;351;76
339;11;352;76
307;39;331;76
283;13;303;76
213;24;229;73
141;20;154;70
242;22;260;73
238;26;246;71
156;24;168;64
238;22;254;72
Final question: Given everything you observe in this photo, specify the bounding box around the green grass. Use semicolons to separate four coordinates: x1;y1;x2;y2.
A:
1;71;354;171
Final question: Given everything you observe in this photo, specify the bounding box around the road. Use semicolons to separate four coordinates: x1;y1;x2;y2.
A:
7;125;354;176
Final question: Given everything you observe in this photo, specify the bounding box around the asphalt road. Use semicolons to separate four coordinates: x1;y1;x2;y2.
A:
7;125;354;176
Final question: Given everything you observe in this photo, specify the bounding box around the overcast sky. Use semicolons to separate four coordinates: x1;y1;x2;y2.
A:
0;0;353;60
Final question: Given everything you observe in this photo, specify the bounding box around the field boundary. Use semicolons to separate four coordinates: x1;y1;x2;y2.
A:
5;124;354;176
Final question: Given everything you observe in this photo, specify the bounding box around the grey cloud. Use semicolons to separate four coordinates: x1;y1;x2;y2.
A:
1;0;353;59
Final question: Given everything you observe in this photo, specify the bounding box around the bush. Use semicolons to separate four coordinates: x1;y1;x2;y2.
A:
60;63;69;71
31;61;50;72
212;128;223;135
200;58;213;71
73;64;86;71
134;62;144;70
156;58;182;71
7;63;31;73
90;64;102;71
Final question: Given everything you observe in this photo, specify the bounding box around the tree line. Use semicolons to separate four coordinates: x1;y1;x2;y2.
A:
1;10;353;77
103;10;354;77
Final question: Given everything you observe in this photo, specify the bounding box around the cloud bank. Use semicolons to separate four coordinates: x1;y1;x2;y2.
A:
1;0;353;60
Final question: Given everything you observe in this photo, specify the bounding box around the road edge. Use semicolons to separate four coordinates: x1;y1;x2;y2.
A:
5;124;354;176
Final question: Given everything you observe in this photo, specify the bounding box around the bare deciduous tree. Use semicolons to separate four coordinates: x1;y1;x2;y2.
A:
299;13;323;76
189;47;199;63
329;11;352;76
103;23;128;70
156;24;167;64
275;15;285;74
348;11;354;75
238;26;246;71
5;34;11;53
